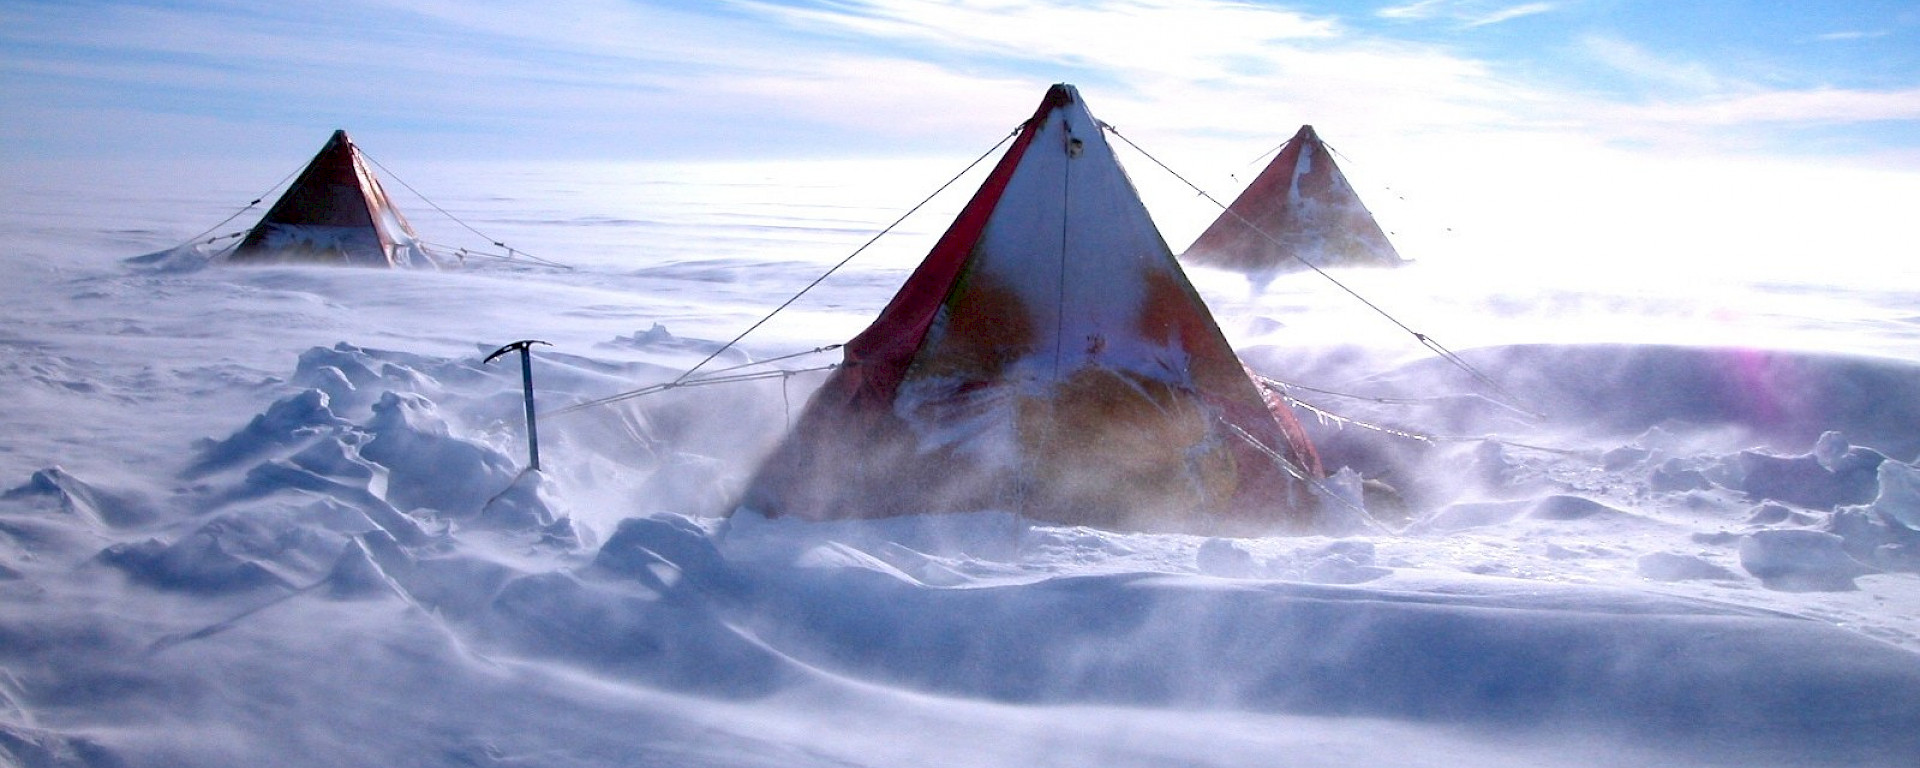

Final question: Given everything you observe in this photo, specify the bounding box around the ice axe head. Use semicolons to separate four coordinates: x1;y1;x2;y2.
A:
484;339;550;365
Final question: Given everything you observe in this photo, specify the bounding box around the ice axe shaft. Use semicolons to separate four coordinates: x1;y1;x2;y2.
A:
484;340;550;471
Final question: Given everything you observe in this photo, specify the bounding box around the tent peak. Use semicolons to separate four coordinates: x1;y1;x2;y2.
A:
227;130;430;268
1037;83;1079;115
738;84;1324;534
1184;123;1404;278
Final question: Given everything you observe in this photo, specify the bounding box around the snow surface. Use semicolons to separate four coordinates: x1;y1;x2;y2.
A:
2;158;1918;767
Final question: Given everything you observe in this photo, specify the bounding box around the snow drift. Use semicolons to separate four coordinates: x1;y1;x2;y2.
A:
2;160;1918;767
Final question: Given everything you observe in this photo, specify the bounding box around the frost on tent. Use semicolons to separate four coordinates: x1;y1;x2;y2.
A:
737;84;1328;535
227;129;435;268
1182;125;1405;286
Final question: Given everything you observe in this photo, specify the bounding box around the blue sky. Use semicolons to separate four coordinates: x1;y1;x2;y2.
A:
4;0;1917;168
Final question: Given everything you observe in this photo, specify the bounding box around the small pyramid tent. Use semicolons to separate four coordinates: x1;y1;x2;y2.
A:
229;130;432;268
738;84;1324;534
1183;125;1403;279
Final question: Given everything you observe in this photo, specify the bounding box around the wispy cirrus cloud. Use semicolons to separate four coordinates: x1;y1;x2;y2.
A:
3;0;1916;276
1814;30;1892;42
1377;0;1446;21
1;0;1916;171
733;0;1521;140
1577;34;1730;93
738;0;1339;81
1377;0;1557;28
1463;2;1555;28
0;0;1051;159
1623;86;1920;126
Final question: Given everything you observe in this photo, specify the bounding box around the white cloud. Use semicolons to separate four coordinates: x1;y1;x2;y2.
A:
3;0;1917;175
5;0;1917;286
1560;33;1920;141
1579;34;1729;93
740;0;1340;78
1377;1;1447;21
1377;0;1555;27
729;0;1517;136
1814;30;1891;42
1626;87;1920;126
1463;2;1555;28
2;0;1059;159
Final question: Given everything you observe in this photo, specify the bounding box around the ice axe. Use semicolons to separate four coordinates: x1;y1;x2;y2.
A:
484;339;550;471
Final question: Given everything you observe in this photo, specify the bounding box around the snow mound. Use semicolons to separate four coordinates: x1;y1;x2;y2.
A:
7;231;1920;767
2;466;155;528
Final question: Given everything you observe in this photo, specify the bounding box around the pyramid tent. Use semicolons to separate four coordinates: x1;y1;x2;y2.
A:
738;84;1324;534
1183;125;1403;279
229;130;432;268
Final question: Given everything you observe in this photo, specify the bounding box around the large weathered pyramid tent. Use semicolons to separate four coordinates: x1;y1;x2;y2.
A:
1183;125;1403;280
228;129;433;268
738;84;1325;534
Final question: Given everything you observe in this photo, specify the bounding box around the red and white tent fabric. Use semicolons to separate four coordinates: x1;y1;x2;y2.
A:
1183;125;1403;279
229;130;433;268
739;84;1324;534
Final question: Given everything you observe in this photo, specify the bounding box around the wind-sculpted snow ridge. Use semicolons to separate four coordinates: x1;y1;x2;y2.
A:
0;338;794;764
723;513;1920;760
1246;342;1920;596
3;330;1920;766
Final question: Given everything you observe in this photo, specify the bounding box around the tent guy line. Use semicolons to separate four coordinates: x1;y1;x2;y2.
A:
358;149;573;271
1219;418;1389;533
174;130;573;270
545;346;844;418
178;159;309;247
1316;140;1453;239
222;130;435;268
740;84;1329;532
1103;123;1538;418
193;100;1529;533
1238;133;1298;175
538;113;1526;471
530;125;1024;422
1187;124;1405;276
661;125;1025;391
1261;377;1585;459
1255;372;1537;417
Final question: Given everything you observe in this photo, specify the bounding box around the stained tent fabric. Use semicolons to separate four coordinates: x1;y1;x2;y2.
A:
1183;125;1403;280
738;84;1324;534
229;130;433;268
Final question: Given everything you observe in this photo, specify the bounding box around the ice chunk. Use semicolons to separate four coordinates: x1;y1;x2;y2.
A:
1738;529;1875;591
